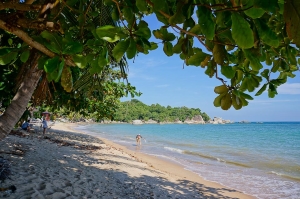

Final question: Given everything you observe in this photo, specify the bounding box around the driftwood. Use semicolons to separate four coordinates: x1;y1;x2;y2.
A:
9;130;29;137
0;150;23;156
0;142;26;156
46;137;102;151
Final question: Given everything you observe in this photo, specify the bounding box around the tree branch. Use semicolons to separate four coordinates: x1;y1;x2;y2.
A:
145;0;211;51
0;2;41;11
215;65;227;86
0;19;75;66
15;18;62;32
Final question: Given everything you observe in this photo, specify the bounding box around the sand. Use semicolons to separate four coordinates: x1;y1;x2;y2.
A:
0;122;255;199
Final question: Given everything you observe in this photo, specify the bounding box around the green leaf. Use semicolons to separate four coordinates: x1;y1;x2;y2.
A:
152;0;169;12
270;78;286;86
216;11;231;28
66;0;78;7
187;50;208;66
243;49;263;71
153;28;176;41
255;83;267;96
287;46;297;65
169;1;186;24
261;69;269;79
254;19;279;47
54;59;65;82
196;6;215;40
86;39;103;50
149;42;158;50
37;56;48;70
218;30;235;45
136;0;148;11
61;66;73;92
98;49;108;69
97;57;106;71
126;38;137;59
44;56;60;73
154;11;169;25
8;39;13;46
122;7;134;27
231;13;254;49
89;59;99;74
0;48;18;65
205;62;216;78
188;24;202;35
112;40;130;62
41;31;61;53
239;91;254;100
96;25;120;42
254;0;278;13
0;82;5;90
244;7;265;19
284;0;300;46
20;49;30;63
135;22;151;39
213;44;226;65
183;18;196;29
111;7;119;21
271;59;280;72
173;38;185;54
163;42;173;56
62;40;83;54
268;83;277;98
72;54;87;69
221;66;236;79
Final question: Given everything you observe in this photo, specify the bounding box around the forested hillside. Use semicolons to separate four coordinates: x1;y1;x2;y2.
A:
114;99;210;123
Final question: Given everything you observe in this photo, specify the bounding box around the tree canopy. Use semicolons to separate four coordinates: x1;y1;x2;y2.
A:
114;99;210;122
0;0;300;138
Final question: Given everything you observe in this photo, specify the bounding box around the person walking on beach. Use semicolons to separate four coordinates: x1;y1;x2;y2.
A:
136;134;142;145
42;117;48;137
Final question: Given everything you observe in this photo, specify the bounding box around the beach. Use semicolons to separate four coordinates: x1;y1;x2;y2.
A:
0;122;255;198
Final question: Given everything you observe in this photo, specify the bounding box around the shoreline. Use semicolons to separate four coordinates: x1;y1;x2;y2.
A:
0;122;255;198
67;122;255;199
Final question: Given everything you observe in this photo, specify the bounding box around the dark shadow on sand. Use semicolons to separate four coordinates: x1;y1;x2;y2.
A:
1;127;246;199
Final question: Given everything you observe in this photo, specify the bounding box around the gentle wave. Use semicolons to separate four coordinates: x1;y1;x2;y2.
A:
164;146;184;154
184;150;251;168
184;150;217;161
80;122;300;199
269;171;300;182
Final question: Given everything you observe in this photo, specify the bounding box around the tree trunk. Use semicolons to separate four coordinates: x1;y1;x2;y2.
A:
0;53;43;140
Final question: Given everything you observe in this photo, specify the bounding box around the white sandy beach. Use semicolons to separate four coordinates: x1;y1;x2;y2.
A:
0;122;255;198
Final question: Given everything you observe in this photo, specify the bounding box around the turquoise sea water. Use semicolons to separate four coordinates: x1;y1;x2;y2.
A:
76;122;300;199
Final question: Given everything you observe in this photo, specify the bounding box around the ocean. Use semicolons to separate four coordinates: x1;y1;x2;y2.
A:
75;122;300;199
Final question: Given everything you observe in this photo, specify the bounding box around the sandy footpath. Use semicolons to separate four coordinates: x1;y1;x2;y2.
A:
0;122;255;199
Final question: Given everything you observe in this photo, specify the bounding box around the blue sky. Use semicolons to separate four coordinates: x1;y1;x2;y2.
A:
122;15;300;122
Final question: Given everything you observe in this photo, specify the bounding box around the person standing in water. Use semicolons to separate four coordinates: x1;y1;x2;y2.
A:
136;134;142;145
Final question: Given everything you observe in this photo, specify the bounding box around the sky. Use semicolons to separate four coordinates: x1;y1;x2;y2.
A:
121;15;300;122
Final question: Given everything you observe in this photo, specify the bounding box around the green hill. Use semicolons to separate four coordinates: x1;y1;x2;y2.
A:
114;99;210;123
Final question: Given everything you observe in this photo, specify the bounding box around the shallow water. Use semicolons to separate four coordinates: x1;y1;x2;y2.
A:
76;122;300;199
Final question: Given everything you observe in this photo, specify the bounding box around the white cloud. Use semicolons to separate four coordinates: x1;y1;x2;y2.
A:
277;83;300;94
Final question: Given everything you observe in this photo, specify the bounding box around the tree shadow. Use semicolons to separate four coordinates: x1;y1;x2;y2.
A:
0;130;248;199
